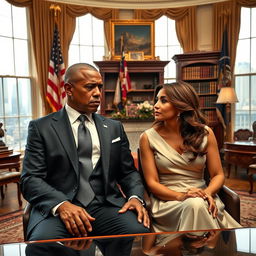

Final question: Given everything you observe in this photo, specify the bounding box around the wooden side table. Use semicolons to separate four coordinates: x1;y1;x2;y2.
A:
0;152;21;171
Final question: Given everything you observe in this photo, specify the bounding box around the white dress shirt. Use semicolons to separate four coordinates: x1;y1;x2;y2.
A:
65;104;101;169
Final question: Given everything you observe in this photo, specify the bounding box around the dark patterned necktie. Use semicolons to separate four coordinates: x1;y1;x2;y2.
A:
76;115;95;206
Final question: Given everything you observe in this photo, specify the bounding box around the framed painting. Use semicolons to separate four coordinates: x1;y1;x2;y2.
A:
110;20;155;60
128;51;144;61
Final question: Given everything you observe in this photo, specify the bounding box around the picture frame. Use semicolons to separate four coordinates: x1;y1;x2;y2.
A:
110;20;155;60
128;51;144;61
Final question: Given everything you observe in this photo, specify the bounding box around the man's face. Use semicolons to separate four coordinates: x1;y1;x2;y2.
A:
65;67;103;114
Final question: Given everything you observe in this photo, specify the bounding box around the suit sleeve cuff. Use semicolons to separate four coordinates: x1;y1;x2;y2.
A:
128;195;145;206
51;201;67;216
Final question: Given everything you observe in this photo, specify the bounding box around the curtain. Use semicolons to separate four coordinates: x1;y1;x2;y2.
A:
213;0;256;73
134;7;197;52
6;0;118;114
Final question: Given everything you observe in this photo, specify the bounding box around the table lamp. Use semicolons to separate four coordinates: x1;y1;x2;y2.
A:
216;87;239;141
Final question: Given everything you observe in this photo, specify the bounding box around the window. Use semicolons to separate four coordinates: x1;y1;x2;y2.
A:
69;14;104;66
234;7;256;130
155;16;183;83
0;0;32;151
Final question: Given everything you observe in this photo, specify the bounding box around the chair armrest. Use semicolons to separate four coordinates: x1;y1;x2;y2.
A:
23;202;32;241
218;185;240;224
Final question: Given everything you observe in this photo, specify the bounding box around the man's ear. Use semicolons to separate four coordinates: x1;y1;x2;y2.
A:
65;82;72;96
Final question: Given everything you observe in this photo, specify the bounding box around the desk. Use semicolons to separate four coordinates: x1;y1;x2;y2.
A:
0;228;256;255
224;141;256;178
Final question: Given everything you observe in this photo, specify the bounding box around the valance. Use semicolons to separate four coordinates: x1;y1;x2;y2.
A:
46;0;227;9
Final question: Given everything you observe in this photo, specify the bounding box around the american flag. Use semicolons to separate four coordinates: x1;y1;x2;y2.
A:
113;56;131;110
46;25;66;112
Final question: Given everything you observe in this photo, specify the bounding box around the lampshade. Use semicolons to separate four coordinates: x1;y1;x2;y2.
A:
216;87;239;104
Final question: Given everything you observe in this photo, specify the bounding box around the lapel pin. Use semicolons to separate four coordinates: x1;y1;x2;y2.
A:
103;124;108;128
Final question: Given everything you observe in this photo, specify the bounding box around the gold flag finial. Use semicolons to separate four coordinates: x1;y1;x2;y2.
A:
50;4;61;17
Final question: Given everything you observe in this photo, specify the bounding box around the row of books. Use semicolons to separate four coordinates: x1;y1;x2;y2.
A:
191;81;217;94
199;95;218;108
202;110;218;122
182;65;218;80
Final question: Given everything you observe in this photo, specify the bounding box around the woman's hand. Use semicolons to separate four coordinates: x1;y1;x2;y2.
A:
205;194;218;218
186;188;207;199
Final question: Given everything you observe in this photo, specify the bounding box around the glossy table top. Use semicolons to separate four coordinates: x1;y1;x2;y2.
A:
0;228;256;256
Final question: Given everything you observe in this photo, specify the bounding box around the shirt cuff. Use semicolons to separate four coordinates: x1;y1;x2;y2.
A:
51;201;67;216
128;195;145;206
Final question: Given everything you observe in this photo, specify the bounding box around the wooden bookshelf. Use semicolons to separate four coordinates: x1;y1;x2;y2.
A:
94;60;169;116
172;51;224;149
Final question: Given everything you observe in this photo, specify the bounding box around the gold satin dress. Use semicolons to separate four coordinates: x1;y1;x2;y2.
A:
144;127;241;232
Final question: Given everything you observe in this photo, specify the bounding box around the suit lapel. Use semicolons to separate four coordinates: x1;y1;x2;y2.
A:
51;108;79;175
93;113;110;183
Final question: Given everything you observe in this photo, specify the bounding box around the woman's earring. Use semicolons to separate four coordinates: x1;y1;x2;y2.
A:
177;113;180;121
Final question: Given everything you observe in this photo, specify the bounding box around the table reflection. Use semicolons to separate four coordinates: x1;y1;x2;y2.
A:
0;228;255;256
25;236;134;256
142;228;256;256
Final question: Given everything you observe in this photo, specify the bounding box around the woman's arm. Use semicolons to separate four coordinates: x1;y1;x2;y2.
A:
139;132;189;201
204;128;225;197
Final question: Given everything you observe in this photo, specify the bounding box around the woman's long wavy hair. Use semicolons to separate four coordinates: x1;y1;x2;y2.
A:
153;81;209;160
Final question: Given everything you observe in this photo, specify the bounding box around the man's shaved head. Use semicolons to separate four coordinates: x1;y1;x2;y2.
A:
64;63;98;84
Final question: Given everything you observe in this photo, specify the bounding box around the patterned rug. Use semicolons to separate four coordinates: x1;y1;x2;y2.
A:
235;190;256;227
0;209;24;244
0;192;255;244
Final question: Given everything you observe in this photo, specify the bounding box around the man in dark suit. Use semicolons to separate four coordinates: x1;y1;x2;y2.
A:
21;63;150;241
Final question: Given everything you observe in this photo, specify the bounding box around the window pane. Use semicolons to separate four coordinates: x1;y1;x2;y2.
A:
252;8;256;37
80;46;93;64
92;16;104;46
0;0;12;37
18;78;32;116
0;79;3;116
3;78;18;116
5;117;20;150
239;8;250;39
235;39;250;74
20;117;31;149
79;15;92;45
155;16;167;46
251;75;256;128
12;5;27;39
251;38;256;73
155;46;168;60
235;76;250;129
93;46;104;61
0;37;14;75
14;39;29;76
69;14;104;67
68;45;80;66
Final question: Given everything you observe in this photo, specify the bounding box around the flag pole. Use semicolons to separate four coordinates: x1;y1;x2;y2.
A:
46;4;66;112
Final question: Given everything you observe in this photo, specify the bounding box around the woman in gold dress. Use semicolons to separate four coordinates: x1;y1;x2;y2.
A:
139;81;241;232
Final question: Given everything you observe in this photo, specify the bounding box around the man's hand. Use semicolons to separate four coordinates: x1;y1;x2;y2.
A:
118;198;150;228
57;201;95;237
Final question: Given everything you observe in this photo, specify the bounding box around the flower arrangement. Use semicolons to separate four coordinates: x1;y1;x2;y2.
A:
111;101;154;120
136;101;154;119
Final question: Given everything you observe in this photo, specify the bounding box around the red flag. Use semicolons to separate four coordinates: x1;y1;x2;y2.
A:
120;57;131;102
46;25;66;112
113;56;131;110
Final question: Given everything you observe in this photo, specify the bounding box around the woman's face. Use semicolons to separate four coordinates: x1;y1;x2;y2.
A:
154;88;179;121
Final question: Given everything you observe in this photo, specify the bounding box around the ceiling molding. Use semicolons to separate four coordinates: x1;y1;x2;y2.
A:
48;0;227;9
